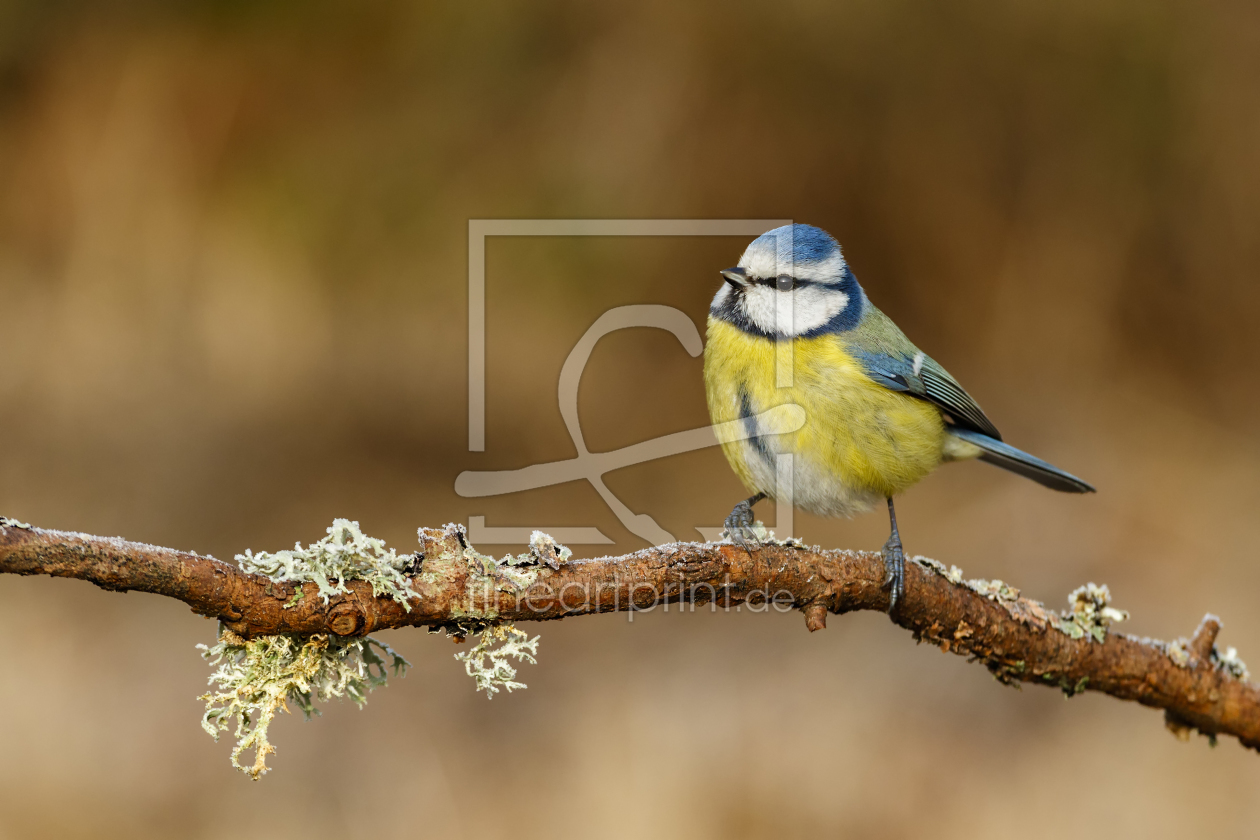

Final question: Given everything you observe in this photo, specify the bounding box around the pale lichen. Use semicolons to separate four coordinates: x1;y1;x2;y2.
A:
1131;632;1250;680
198;627;408;779
0;516;31;530
237;519;420;609
916;559;1131;646
434;522;572;593
914;556;964;585
199;523;549;778
489;530;571;588
721;520;806;548
520;530;572;570
1059;583;1128;643
455;624;541;698
455;530;499;575
915;557;1018;601
1166;638;1193;668
967;577;1021;603
1212;646;1250;681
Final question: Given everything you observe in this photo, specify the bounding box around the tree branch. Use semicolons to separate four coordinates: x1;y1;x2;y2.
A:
2;519;1257;751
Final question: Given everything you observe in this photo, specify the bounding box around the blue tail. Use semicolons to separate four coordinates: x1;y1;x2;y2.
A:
948;428;1095;494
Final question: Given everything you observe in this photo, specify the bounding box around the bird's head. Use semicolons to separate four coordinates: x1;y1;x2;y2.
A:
711;223;865;338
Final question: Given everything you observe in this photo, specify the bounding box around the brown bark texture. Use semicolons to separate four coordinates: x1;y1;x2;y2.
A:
1;519;1256;751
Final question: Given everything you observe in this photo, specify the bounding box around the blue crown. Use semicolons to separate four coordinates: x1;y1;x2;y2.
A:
744;224;841;273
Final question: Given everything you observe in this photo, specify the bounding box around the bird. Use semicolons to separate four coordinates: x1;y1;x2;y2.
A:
703;223;1094;611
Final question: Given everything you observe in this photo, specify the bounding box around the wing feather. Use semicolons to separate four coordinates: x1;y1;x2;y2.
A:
918;358;1002;440
849;348;1002;440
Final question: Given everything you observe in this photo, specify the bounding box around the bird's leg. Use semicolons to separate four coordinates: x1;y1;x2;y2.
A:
881;497;906;613
723;492;767;550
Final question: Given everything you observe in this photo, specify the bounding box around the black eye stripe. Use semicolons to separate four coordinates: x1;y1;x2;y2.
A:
751;275;816;290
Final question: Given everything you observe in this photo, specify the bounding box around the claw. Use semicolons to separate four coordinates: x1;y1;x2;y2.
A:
882;534;906;613
882;497;907;615
722;493;765;551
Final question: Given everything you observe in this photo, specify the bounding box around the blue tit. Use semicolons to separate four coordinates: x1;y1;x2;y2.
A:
703;223;1093;610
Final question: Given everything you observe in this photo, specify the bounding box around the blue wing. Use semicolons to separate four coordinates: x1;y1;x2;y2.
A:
849;348;1003;441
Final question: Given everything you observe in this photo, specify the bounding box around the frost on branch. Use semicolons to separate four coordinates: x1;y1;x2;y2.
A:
237;518;420;608
523;530;572;570
1213;646;1250;681
455;624;540;698
919;555;1131;646
198;628;408;779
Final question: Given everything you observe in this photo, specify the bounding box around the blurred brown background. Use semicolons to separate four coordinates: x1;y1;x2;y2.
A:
2;0;1260;837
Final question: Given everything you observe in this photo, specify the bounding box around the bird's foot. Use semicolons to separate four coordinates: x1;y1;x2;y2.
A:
722;500;761;552
881;535;906;614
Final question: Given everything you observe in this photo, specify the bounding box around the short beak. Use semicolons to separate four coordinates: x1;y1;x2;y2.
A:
720;267;750;289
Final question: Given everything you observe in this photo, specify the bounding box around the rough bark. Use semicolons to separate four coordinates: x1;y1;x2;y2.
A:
1;520;1256;751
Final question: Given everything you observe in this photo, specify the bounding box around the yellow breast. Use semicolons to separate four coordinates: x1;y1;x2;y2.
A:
703;318;947;513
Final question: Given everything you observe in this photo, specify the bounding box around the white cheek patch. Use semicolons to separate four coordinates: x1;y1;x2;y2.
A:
741;286;777;333
741;285;850;336
792;285;850;333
